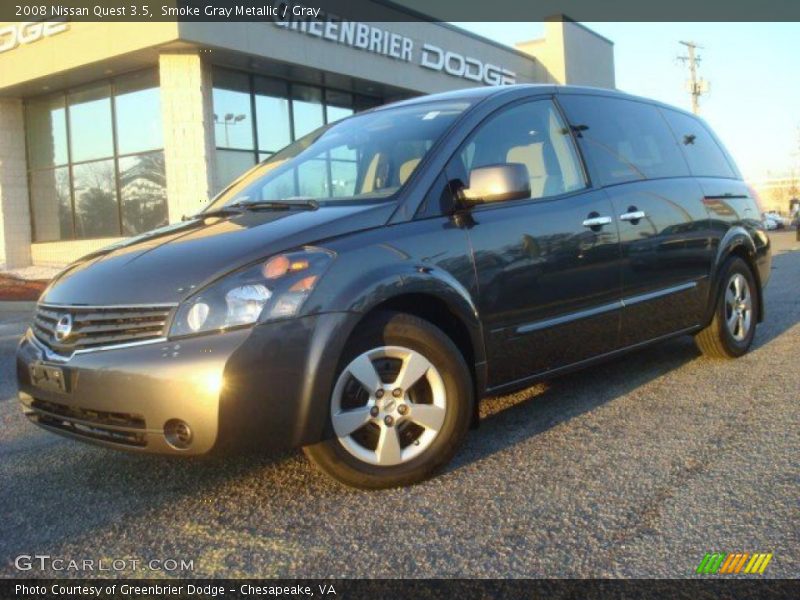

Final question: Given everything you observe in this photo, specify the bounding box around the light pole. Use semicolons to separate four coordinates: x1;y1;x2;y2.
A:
678;41;708;115
213;113;246;146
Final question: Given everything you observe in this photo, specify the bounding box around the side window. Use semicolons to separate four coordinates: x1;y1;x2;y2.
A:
558;95;689;185
660;108;737;178
450;99;586;201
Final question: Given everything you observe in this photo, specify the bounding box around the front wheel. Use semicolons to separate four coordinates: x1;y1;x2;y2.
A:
695;257;759;358
303;312;473;489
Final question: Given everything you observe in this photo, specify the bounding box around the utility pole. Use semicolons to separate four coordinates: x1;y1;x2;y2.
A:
678;41;708;114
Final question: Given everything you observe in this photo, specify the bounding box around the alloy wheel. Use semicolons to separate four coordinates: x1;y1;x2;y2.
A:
331;346;447;466
724;272;753;342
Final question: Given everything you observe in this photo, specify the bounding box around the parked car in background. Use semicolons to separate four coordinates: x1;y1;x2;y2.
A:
763;211;789;229
763;215;780;230
17;85;771;488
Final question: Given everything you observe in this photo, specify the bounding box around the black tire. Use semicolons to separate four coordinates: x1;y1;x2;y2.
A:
303;311;473;489
695;257;759;358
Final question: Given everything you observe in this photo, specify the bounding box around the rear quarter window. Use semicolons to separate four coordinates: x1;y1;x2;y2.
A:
558;95;689;186
659;108;737;178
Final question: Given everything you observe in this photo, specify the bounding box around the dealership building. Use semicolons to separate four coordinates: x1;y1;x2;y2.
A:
0;10;614;268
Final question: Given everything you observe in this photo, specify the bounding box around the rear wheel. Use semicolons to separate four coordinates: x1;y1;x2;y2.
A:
303;311;473;489
695;257;758;358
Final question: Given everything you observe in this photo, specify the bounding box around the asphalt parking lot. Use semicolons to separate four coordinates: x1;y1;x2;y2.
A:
1;232;798;579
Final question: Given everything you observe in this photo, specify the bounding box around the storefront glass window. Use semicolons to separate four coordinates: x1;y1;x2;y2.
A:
25;69;166;242
292;85;324;139
325;90;354;123
72;159;119;238
26;96;68;169
255;77;291;153
119;152;168;236
115;71;163;155
68;83;114;163
30;167;72;242
212;70;254;150
215;150;256;194
212;67;382;193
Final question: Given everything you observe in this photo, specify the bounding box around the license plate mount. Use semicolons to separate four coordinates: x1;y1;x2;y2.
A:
29;362;69;393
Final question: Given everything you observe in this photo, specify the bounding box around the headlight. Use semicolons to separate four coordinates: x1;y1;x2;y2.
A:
169;247;334;338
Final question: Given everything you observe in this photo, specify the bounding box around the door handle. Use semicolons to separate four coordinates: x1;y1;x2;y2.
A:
582;216;612;228
619;210;646;222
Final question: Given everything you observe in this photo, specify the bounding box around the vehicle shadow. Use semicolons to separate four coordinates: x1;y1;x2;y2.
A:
448;335;702;474
747;249;800;347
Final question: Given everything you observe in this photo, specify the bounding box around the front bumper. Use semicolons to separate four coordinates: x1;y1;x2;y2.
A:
17;312;357;455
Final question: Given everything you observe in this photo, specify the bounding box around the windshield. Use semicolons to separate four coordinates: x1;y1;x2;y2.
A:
207;100;471;209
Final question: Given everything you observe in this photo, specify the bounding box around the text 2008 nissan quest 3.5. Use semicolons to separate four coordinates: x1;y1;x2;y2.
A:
17;85;770;488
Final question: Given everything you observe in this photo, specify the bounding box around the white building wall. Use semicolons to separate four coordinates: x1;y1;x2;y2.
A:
159;50;216;222
0;97;32;268
516;20;615;89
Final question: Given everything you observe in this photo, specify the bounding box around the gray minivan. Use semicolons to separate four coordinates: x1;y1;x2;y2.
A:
18;85;770;488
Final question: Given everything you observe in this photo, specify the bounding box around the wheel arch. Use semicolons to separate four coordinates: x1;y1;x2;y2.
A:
708;228;764;323
333;271;488;427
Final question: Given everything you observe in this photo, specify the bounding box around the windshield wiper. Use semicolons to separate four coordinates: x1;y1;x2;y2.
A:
232;199;320;211
186;206;246;221
188;199;319;221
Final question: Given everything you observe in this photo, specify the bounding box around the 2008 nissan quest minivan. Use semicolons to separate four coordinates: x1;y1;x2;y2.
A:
17;85;771;488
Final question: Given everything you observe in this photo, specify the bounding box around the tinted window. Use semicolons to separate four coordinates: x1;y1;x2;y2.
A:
559;95;689;185
451;99;585;200
660;108;736;178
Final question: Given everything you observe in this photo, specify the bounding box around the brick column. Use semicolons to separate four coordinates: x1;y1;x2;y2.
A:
0;97;32;268
159;50;216;222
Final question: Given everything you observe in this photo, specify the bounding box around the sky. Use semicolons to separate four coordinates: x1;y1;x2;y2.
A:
454;22;800;183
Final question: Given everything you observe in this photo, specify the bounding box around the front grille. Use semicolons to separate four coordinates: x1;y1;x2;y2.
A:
29;399;147;447
33;303;174;355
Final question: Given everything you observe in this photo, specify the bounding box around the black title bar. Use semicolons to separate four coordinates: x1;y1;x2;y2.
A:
2;0;800;22
2;579;799;600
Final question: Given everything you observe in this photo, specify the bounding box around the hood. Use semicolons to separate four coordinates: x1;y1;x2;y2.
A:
42;202;394;305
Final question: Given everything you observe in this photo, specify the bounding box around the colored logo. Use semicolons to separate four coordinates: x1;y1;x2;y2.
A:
696;552;773;575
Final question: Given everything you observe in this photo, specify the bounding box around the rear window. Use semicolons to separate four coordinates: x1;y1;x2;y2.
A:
558;95;689;186
659;108;737;178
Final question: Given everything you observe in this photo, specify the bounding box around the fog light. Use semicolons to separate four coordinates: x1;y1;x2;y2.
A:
164;419;193;450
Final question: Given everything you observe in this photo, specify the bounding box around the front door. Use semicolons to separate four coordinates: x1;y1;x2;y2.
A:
446;98;622;388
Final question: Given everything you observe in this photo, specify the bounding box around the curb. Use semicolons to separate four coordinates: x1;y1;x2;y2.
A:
0;301;36;312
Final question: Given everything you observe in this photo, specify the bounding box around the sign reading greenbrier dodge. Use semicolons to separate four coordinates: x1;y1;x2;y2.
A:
274;12;517;85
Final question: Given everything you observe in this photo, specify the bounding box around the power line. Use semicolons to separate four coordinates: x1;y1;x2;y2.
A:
677;41;708;115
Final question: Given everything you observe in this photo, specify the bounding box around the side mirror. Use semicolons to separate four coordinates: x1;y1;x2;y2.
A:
460;163;531;206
